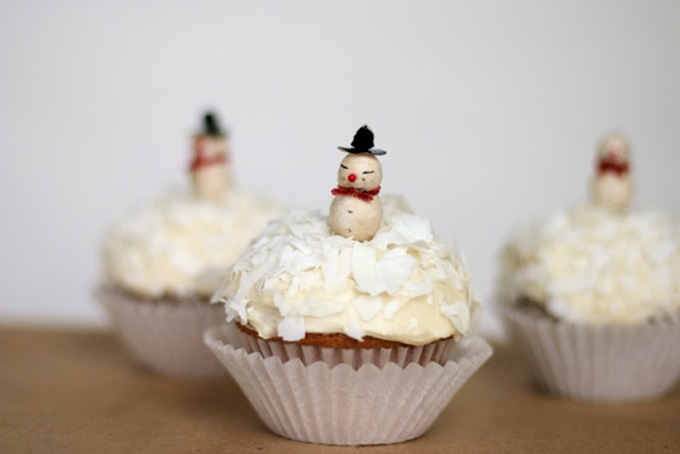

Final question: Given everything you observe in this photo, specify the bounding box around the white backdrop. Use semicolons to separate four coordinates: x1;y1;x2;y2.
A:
1;0;679;334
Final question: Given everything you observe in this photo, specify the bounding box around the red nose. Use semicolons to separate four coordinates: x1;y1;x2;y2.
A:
348;173;357;182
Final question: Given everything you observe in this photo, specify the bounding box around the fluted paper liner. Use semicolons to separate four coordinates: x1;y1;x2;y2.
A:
97;286;228;378
204;324;492;445
236;327;455;369
503;306;680;401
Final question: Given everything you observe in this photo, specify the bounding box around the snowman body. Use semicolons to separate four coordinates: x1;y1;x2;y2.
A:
191;135;232;200
330;195;383;242
590;173;632;214
193;164;231;200
329;153;383;241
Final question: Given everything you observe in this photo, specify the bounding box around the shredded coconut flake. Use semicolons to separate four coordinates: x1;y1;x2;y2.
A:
278;316;306;341
351;243;382;295
353;296;384;322
344;315;366;340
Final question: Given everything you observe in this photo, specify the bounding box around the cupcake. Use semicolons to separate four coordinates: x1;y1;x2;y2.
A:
497;135;680;401
205;125;492;445
98;112;280;378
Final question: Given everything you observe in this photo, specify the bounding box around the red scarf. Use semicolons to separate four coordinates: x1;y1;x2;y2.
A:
597;160;629;176
189;136;228;171
331;185;381;202
189;153;227;171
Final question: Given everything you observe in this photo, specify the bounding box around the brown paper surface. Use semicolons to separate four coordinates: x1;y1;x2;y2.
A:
1;326;679;453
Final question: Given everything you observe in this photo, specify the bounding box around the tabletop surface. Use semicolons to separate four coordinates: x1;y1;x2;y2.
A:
1;326;679;454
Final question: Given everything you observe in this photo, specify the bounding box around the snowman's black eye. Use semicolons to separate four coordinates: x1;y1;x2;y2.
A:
340;164;348;169
363;170;374;175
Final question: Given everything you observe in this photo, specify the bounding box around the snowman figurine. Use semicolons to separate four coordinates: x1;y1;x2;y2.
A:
589;135;633;214
329;125;386;241
189;112;232;200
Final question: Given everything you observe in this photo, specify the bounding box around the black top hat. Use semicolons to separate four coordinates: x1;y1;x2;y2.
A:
201;111;226;137
338;125;386;155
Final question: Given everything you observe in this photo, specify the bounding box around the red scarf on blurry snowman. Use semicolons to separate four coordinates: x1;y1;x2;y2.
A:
597;160;629;176
189;137;228;171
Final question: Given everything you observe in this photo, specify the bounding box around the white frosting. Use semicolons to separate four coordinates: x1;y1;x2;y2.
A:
498;204;680;324
214;195;478;345
103;186;281;298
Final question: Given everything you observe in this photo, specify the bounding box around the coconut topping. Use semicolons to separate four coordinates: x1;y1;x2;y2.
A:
498;204;680;324
214;195;478;345
103;187;280;298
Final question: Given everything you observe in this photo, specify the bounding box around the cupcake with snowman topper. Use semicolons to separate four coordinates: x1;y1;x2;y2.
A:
97;111;281;378
497;134;680;401
205;125;491;445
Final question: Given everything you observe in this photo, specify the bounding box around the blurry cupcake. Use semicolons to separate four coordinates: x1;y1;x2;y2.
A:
498;135;680;401
98;112;280;378
205;125;492;445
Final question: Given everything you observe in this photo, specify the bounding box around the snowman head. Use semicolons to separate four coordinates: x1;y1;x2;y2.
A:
193;135;230;161
193;112;231;161
337;153;383;191
596;135;630;166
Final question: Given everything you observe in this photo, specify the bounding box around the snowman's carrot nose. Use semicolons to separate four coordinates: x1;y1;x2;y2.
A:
348;174;357;182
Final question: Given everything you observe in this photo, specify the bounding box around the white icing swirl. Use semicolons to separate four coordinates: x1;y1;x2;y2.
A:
498;204;680;324
214;195;478;345
103;187;281;298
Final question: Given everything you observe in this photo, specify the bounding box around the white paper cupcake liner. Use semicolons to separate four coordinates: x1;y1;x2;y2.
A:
97;285;228;378
204;323;492;445
236;326;455;369
502;305;680;401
